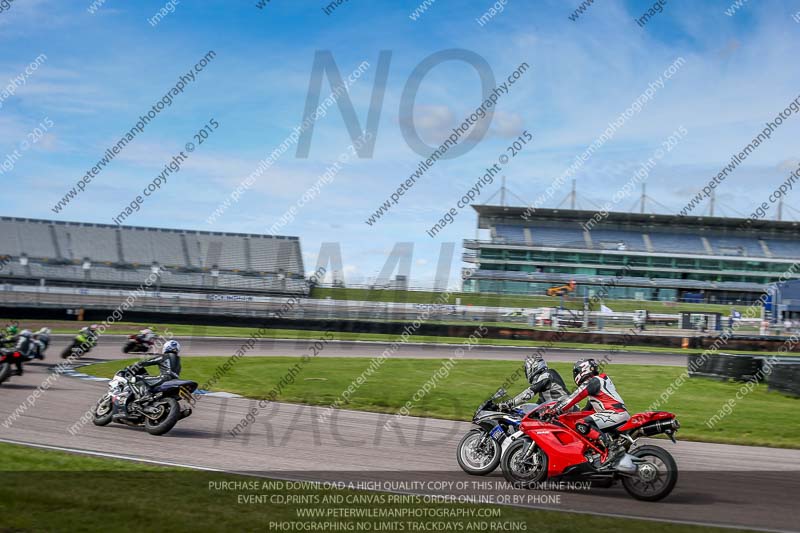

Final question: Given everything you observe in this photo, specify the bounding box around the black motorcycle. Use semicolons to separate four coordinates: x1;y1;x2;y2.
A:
92;366;197;436
456;388;533;476
0;334;46;385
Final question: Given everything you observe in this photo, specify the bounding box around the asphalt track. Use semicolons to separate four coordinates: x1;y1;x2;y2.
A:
52;334;688;366
2;342;799;532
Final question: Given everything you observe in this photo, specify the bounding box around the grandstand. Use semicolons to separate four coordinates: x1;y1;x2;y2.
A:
0;217;307;295
463;206;800;304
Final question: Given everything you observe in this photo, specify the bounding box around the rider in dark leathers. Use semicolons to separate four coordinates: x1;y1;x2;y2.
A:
129;339;181;396
499;355;569;410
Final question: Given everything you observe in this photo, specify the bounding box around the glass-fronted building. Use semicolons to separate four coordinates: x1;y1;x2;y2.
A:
462;206;800;304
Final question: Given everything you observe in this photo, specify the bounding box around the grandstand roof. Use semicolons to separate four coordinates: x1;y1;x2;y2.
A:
472;205;800;235
0;216;300;241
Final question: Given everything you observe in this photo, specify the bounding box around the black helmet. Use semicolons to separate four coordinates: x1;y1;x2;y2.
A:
573;359;599;386
524;355;547;384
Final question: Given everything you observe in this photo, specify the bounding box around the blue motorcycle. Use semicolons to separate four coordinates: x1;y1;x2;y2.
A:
456;388;536;476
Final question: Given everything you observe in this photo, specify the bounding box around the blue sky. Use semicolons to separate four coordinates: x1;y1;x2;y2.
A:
1;0;800;287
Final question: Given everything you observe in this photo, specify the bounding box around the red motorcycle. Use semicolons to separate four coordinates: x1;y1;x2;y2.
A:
0;349;23;385
122;334;155;354
500;402;680;501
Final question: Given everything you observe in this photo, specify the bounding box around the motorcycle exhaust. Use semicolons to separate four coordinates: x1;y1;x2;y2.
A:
180;407;192;420
638;419;679;437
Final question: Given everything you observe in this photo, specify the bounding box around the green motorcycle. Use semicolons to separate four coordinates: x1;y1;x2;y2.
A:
61;332;98;359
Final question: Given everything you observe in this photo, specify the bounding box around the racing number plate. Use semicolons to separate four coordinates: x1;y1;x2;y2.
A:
489;425;505;441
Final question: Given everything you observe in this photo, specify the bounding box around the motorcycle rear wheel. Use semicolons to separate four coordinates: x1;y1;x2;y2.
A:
621;445;678;502
93;395;113;426
456;429;501;476
0;362;10;385
501;438;548;488
144;397;180;436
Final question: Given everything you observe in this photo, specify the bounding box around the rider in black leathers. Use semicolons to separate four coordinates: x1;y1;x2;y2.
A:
499;355;570;410
128;339;181;396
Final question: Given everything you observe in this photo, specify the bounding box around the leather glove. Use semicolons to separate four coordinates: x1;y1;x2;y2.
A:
540;407;559;421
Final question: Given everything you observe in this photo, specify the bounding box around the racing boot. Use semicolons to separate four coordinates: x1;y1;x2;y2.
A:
593;433;624;470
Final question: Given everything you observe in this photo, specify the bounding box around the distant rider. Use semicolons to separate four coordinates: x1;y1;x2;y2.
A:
1;324;19;348
543;359;630;468
32;327;51;360
80;324;99;343
499;355;569;411
137;327;156;346
73;324;100;356
12;329;34;374
14;328;50;362
128;340;182;396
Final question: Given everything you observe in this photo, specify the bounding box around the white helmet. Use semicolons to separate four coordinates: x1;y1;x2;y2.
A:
162;340;180;355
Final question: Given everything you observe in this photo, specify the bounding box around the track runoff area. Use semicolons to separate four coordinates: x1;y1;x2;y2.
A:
1;333;799;532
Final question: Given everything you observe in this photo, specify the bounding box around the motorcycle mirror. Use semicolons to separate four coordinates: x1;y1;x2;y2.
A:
493;388;506;399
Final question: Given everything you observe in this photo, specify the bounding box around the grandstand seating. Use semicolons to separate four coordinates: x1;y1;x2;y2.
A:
53;224;119;263
707;236;764;257
0;220;23;256
764;239;800;259
0;217;306;295
589;229;647;251
14;220;56;258
632;232;707;254
490;223;790;258
494;225;527;243
119;228;186;267
529;226;586;248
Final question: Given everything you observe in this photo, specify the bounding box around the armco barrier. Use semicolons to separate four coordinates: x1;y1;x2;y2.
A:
767;363;800;397
687;353;764;382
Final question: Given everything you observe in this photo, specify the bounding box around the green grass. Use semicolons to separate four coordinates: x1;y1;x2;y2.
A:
7;317;796;356
310;286;735;313
0;442;730;533
83;357;800;449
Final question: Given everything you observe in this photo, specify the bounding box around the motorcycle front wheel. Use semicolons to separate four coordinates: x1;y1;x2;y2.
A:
456;429;501;476
144;397;180;436
92;395;113;426
122;341;135;354
621;445;678;502
500;438;548;488
0;362;10;384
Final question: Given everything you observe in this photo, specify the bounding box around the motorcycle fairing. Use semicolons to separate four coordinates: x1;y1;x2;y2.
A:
153;379;198;393
520;418;597;477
